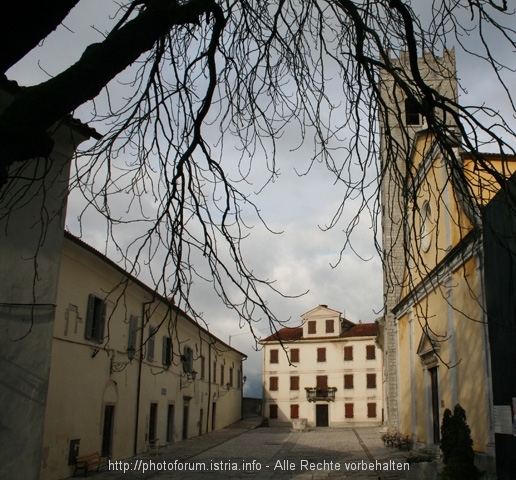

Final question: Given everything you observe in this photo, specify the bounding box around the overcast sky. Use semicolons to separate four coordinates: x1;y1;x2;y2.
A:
7;0;516;397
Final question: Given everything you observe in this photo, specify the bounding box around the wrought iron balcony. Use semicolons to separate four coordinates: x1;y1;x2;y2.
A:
305;386;337;402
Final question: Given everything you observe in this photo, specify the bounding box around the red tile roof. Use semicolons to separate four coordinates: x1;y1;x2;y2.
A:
261;327;303;342
261;322;377;342
340;323;377;338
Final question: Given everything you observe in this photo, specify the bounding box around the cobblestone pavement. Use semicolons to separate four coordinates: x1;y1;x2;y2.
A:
73;418;412;480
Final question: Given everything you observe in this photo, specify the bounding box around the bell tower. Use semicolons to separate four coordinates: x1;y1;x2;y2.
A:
378;49;458;429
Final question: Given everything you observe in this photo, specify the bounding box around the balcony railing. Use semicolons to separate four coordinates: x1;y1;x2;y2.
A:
305;387;337;402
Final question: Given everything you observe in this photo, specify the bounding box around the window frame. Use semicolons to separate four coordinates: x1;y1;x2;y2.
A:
270;349;279;364
366;345;376;360
325;319;334;333
344;374;354;389
290;348;299;363
317;347;326;362
366;373;377;389
290;376;300;391
269;376;278;391
85;294;106;343
308;321;316;334
344;346;353;361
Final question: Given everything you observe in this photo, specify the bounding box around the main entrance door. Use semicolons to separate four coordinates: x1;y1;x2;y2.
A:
316;404;329;427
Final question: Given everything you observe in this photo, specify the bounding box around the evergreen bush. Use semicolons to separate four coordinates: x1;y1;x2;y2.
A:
440;404;480;480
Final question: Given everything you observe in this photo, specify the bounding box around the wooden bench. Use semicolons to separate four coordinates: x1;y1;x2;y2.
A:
74;451;107;477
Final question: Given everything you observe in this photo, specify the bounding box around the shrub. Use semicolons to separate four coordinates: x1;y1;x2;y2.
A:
440;404;480;480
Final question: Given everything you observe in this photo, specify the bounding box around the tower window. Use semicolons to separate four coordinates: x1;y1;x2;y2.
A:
405;98;420;125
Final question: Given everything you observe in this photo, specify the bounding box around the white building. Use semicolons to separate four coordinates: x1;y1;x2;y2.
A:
260;305;383;427
40;232;246;479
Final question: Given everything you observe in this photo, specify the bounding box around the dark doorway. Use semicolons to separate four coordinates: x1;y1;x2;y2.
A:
182;401;189;440
149;403;158;443
316;404;329;427
166;404;174;443
429;367;440;443
211;402;216;431
199;409;203;436
101;405;115;457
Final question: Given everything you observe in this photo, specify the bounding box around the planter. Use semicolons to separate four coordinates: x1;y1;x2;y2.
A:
292;418;308;431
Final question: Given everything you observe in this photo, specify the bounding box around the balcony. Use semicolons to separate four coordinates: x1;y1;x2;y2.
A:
305;387;337;402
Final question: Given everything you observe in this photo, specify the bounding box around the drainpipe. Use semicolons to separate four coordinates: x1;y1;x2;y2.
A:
206;340;212;434
134;300;152;455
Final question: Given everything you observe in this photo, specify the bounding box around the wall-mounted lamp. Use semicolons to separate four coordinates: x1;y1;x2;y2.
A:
217;383;231;397
180;370;197;390
110;347;135;373
242;375;247;385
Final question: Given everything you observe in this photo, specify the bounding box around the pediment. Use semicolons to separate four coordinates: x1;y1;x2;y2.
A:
301;304;341;320
416;328;440;358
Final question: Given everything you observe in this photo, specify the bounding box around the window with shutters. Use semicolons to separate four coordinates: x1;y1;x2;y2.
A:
308;321;316;334
316;375;328;395
200;355;205;379
213;362;217;383
290;404;299;419
345;403;354;419
229;367;233;387
147;326;156;361
344;374;354;389
367;373;377;389
344;346;353;361
183;346;193;373
366;345;376;360
290;348;299;363
367;403;377;418
162;337;172;366
220;365;225;385
290;376;299;391
270;349;279;363
317;348;326;362
326;319;334;333
269;404;278;419
269;376;278;391
127;315;138;353
85;294;106;343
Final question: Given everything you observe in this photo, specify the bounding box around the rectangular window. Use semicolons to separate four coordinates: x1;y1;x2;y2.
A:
290;348;299;363
229;367;234;387
345;403;354;419
162;336;172;366
308;321;316;334
367;373;377;389
290;404;299;419
200;356;205;379
269;376;278;391
367;403;377;418
344;346;353;361
344;374;354;389
290;376;299;391
325;319;334;333
127;315;138;353
237;369;241;388
317;347;326;362
366;345;376;360
220;365;225;386
316;375;327;395
270;349;279;364
85;294;106;343
405;98;421;125
183;346;193;373
213;362;217;383
269;404;278;419
147;326;156;361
